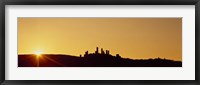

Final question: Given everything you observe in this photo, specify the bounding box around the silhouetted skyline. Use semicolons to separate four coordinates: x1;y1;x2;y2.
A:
18;47;182;67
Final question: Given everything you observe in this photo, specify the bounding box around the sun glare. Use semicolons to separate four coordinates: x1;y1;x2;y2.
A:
35;50;43;56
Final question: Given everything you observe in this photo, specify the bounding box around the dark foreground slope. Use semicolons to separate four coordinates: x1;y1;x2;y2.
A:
18;54;182;67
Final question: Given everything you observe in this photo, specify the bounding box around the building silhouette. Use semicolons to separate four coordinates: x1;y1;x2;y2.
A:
106;50;110;55
95;47;99;54
101;48;105;54
84;51;89;56
116;54;121;58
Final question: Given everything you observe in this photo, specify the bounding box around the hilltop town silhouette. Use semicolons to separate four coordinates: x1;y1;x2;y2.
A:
18;47;182;67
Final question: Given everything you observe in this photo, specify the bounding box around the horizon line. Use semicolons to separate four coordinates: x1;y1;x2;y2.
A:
18;53;182;62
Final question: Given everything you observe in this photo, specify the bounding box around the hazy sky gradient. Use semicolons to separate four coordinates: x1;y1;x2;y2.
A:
18;18;182;61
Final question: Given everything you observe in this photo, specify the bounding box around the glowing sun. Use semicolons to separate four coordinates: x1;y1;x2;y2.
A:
34;50;43;56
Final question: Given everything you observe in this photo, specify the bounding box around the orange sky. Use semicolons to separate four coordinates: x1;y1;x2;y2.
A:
18;18;182;61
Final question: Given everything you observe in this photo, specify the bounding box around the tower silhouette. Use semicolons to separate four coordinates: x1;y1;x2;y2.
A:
106;50;110;55
101;48;105;54
95;47;99;54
